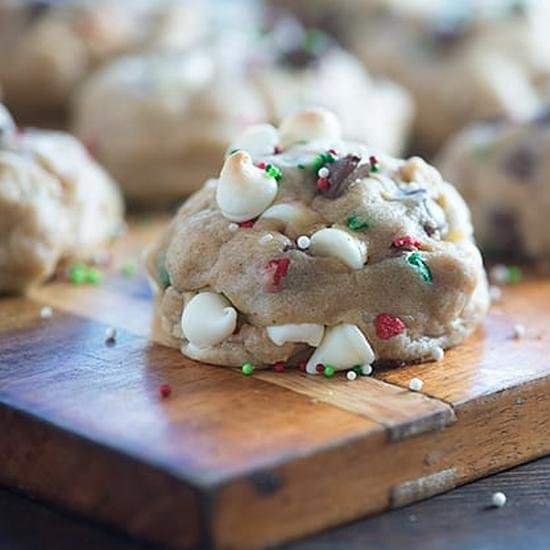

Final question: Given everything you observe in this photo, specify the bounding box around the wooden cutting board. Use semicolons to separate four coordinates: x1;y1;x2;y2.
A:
1;217;549;549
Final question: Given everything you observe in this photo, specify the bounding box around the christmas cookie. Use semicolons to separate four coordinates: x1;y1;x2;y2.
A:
146;108;488;372
345;0;550;153
72;24;413;205
438;106;550;262
0;104;124;294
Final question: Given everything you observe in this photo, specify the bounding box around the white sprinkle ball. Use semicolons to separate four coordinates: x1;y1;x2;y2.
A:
259;234;274;245
297;235;311;250
512;324;525;339
40;306;53;319
409;377;424;392
489;285;502;302
491;492;507;508
432;347;445;362
360;364;373;376
105;327;117;343
490;264;509;285
346;370;357;381
317;166;330;178
228;222;239;232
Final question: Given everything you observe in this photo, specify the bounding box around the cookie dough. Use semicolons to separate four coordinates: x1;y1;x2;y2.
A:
438;105;550;262
146;108;488;371
0;0;206;123
73;24;413;205
325;0;550;153
0;104;124;294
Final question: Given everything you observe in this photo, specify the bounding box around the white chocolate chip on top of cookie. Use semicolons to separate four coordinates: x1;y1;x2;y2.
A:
279;108;341;149
216;151;278;222
229;124;280;157
266;323;325;347
181;291;237;348
309;227;367;269
306;324;375;374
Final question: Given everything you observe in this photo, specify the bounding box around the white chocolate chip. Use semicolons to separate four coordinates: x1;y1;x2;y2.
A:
279;108;342;148
216;151;278;222
181;292;237;348
228;123;279;157
296;235;311;250
408;377;423;391
309;227;367;269
306;324;375;374
260;203;306;225
266;323;325;347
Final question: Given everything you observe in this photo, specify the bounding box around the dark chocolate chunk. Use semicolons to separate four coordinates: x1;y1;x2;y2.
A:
319;154;361;199
502;143;539;182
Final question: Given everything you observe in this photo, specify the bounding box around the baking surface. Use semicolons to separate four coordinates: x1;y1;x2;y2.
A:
1;217;549;548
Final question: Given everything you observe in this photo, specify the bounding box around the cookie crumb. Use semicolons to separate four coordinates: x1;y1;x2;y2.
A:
159;384;172;398
346;370;357;381
297;235;311;250
409;377;424;392
489;285;502;302
105;327;117;344
512;324;525;339
40;306;53;319
491;492;507;508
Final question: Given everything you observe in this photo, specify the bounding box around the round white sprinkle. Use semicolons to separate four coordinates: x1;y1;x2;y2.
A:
296;235;311;250
105;327;117;344
409;377;424;392
491;492;507;508
489;285;502;302
360;364;373;376
40;306;53;319
490;264;508;285
512;324;525;339
228;222;239;232
346;370;357;381
317;166;330;178
432;347;445;362
259;234;274;245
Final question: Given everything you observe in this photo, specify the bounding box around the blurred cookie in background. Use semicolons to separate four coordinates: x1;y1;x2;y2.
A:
72;21;414;206
0;0;207;127
0;102;124;294
437;105;550;266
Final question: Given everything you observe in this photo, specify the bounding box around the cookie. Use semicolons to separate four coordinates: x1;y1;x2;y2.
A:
343;0;549;153
146;108;488;372
438;105;550;262
73;24;413;204
0;104;124;294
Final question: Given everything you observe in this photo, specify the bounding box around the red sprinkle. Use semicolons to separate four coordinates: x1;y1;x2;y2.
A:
316;177;330;191
369;155;379;166
256;161;267;169
272;362;286;373
265;258;290;291
328;148;338;156
392;236;422;250
316;363;325;374
159;384;172;398
238;219;256;229
375;313;406;340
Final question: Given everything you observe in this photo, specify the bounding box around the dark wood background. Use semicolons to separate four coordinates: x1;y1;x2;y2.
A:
2;454;549;549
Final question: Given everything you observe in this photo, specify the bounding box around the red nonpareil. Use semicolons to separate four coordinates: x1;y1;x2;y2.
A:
272;362;286;373
159;384;172;398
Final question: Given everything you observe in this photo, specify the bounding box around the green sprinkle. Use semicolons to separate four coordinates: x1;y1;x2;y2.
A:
407;252;433;284
121;260;137;278
85;267;103;285
265;163;282;182
156;254;171;289
310;151;335;174
507;266;523;284
69;263;87;285
323;365;335;377
297;163;305;170
229;148;239;155
370;163;380;173
241;362;255;376
352;365;363;375
346;214;369;231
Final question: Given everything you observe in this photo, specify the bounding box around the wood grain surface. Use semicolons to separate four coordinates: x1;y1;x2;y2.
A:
1;217;549;549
